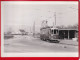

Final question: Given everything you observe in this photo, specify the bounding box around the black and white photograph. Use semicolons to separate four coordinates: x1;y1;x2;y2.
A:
1;1;78;57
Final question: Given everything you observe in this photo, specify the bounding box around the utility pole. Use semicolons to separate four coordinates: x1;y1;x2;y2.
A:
33;21;35;37
53;22;54;28
54;12;56;26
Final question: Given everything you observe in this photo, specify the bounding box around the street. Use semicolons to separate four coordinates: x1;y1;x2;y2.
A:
4;35;78;52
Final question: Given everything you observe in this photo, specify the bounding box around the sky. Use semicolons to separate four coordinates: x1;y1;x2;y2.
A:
1;1;78;33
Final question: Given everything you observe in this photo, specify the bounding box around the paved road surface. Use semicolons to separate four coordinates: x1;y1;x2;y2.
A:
4;35;78;52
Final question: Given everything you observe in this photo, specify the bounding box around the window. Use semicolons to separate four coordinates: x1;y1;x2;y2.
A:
54;30;56;34
50;29;58;34
51;30;53;34
54;29;58;34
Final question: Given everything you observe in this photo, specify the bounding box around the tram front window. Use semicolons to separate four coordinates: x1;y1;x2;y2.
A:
51;29;58;34
51;30;53;34
54;29;58;34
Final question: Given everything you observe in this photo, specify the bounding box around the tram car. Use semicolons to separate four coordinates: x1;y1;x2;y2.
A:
40;27;60;43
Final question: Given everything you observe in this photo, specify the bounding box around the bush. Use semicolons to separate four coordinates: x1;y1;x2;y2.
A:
4;35;14;39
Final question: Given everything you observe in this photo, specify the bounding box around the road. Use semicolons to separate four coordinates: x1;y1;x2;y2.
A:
4;35;78;52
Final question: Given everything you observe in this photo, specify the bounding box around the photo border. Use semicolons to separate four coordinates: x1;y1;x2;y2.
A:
0;0;79;60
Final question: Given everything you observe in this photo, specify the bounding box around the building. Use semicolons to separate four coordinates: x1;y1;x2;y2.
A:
58;28;78;40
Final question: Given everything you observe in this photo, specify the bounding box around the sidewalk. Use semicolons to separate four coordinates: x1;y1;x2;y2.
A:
59;39;78;46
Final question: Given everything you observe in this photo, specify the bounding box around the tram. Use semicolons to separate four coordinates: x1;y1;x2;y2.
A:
40;27;59;43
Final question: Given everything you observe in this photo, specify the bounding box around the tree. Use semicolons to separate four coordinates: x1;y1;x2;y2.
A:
19;29;27;35
5;28;13;35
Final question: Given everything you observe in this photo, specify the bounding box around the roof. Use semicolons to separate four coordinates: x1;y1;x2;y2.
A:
40;26;52;29
58;28;78;31
40;26;78;31
40;26;58;30
50;27;58;30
